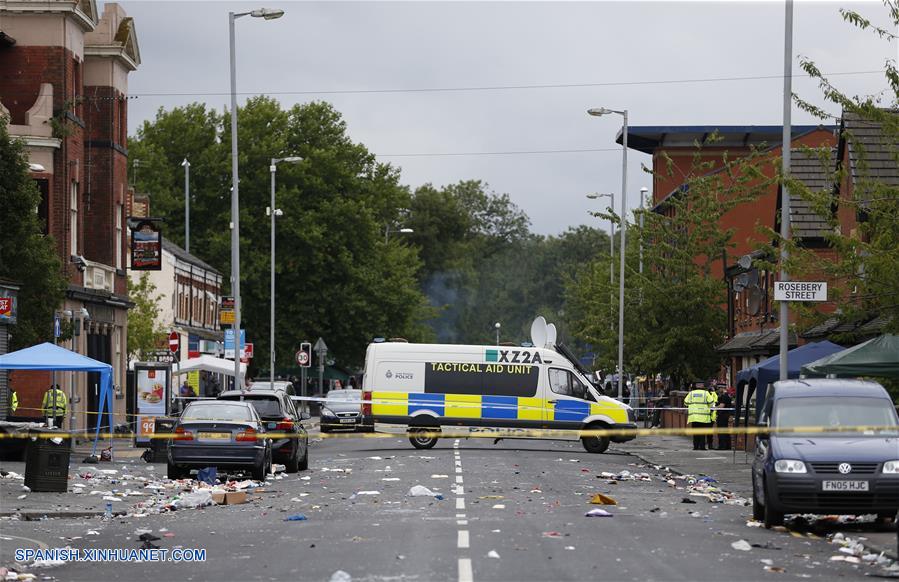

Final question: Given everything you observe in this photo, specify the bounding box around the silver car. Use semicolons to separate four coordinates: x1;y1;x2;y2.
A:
320;389;373;432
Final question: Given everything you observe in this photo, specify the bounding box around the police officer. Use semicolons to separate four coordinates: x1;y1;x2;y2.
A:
41;384;67;429
715;385;733;450
9;388;18;415
684;382;713;451
707;383;719;449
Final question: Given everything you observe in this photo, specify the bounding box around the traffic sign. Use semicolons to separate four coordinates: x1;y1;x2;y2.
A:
313;337;328;353
296;343;311;367
168;331;180;353
774;281;827;302
244;343;254;359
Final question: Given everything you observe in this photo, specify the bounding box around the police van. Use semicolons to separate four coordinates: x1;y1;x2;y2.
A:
361;317;637;453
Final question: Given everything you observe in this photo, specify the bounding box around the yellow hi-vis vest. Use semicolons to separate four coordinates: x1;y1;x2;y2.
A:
685;389;712;424
10;391;18;413
41;388;67;416
710;391;719;423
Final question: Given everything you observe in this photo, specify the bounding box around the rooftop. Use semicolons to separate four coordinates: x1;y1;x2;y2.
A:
617;125;836;155
162;239;220;275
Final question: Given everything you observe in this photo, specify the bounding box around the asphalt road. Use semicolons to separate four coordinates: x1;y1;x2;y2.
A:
1;434;893;581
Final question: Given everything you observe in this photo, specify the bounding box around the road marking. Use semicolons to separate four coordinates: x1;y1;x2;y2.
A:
455;485;465;496
456;475;464;484
456;497;465;510
456;513;466;518
696;456;728;460
456;467;462;473
457;519;468;526
458;530;469;549
2;535;48;550
459;558;473;582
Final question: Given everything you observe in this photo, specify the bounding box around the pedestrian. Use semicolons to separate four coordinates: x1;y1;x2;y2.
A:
9;387;17;415
716;385;733;450
707;383;719;449
684;382;713;451
209;377;222;397
651;384;670;428
41;384;67;429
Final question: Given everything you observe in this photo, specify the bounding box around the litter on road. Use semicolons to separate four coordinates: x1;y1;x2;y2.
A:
584;508;612;517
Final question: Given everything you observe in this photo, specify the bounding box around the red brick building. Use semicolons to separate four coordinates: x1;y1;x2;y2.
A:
619;125;840;385
0;0;139;431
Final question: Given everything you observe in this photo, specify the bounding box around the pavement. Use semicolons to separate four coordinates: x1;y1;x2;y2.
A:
0;429;896;581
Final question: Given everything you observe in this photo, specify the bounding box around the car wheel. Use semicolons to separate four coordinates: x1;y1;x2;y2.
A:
285;446;300;473
876;511;896;524
298;443;309;471
409;427;439;449
581;423;610;453
167;462;184;480
751;476;764;521
252;453;270;481
763;479;784;528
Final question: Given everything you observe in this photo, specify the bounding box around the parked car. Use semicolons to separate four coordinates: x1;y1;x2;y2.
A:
251;380;296;396
321;389;372;433
752;379;899;528
167;400;272;480
218;389;309;472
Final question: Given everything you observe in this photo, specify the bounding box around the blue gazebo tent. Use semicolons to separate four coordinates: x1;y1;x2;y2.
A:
0;342;113;455
734;340;844;425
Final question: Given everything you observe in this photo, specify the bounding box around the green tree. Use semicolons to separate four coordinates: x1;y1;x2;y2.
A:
0;117;67;349
130;99;432;369
568;140;775;387
127;273;166;361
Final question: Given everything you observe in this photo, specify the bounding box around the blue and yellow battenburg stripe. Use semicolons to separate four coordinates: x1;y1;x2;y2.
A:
371;392;628;424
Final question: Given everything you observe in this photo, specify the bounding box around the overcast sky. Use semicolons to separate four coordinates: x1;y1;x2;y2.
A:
119;0;895;236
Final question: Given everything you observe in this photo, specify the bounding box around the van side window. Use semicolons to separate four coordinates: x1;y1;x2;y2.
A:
549;369;571;396
570;375;587;400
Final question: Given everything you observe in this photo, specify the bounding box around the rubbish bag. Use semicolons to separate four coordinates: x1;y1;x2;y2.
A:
172;489;214;509
197;467;217;485
407;485;438;497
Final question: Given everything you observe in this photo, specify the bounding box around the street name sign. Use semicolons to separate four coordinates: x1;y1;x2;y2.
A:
774;281;827;302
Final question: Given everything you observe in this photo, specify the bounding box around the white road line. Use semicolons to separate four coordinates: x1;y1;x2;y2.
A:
456;497;466;510
456;475;464;484
456;513;466;518
457;519;468;526
456;467;462;473
459;558;473;582
458;530;470;549
455;486;465;496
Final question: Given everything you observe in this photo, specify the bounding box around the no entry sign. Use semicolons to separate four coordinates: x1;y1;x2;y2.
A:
169;331;180;353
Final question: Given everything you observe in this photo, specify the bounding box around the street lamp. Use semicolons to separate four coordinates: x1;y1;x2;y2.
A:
182;159;190;253
229;7;284;389
385;225;414;242
494;322;501;345
269;156;302;390
587;192;615;329
588;106;628;401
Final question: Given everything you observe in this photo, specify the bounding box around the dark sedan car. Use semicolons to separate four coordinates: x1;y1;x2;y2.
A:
168;400;271;480
752;379;899;528
320;389;373;433
218;389;309;472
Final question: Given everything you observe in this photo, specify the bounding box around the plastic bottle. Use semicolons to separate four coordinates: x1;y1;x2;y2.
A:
105;502;113;519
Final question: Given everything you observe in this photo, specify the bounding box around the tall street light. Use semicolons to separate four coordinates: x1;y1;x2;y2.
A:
182;159;190;253
229;7;284;389
586;192;614;329
494;322;501;345
588;106;627;401
269;156;303;390
385;225;414;242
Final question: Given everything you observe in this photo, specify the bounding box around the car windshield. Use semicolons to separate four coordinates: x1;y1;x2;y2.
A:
328;389;361;401
182;403;254;422
220;395;284;418
773;396;899;436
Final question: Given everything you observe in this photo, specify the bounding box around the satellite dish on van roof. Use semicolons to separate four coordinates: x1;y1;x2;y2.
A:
530;316;548;348
546;323;557;348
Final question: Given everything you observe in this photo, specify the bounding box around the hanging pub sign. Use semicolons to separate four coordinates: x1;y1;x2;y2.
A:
130;219;162;271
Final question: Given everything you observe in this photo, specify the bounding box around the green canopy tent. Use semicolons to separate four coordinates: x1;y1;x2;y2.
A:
801;334;899;378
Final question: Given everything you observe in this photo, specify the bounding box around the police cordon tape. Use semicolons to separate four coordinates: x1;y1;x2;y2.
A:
3;424;897;441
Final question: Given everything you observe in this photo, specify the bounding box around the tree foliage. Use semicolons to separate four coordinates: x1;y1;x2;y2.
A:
0;117;67;349
127;272;166;361
129;99;432;369
567;140;775;386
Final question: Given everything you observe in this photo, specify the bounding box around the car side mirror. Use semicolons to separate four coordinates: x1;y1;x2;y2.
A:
300;412;311;421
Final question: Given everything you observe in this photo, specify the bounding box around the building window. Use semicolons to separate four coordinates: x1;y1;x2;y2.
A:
70;182;79;255
115;203;123;269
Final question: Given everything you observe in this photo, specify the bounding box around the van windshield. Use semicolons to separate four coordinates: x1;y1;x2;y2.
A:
773;396;899;436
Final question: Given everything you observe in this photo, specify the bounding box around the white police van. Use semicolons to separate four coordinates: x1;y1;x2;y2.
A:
361;317;637;453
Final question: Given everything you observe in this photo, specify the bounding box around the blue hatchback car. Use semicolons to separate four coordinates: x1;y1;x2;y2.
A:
752;379;899;528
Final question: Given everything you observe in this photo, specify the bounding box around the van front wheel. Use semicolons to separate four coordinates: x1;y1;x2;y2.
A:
409;427;439;449
581;423;611;453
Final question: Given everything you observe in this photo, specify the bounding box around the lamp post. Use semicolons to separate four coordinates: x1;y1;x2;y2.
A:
588;107;628;401
182;159;190;253
586;192;615;329
269;156;302;390
779;0;794;381
639;186;648;275
385;225;414;242
229;7;284;389
494;322;501;345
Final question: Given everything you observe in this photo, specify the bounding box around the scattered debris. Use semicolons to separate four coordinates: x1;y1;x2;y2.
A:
585;508;613;517
407;485;439;498
731;540;752;551
284;514;308;521
590;493;617;505
487;550;500;559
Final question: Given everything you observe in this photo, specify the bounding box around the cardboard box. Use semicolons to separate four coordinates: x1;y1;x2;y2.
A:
224;491;247;505
211;491;226;505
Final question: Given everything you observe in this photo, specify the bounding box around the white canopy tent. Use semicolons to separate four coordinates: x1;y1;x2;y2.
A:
173;355;247;382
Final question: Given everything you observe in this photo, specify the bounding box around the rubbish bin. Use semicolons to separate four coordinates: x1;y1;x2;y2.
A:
150;418;177;463
24;431;72;492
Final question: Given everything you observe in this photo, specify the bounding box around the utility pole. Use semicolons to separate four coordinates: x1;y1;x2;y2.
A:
779;0;794;381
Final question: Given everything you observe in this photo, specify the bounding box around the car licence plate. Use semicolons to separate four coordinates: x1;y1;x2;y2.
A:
339;418;355;424
822;480;869;492
198;432;230;441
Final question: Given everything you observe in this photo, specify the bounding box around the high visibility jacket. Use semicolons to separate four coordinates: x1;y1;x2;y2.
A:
709;391;719;423
10;392;17;413
41;388;67;416
685;389;712;424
